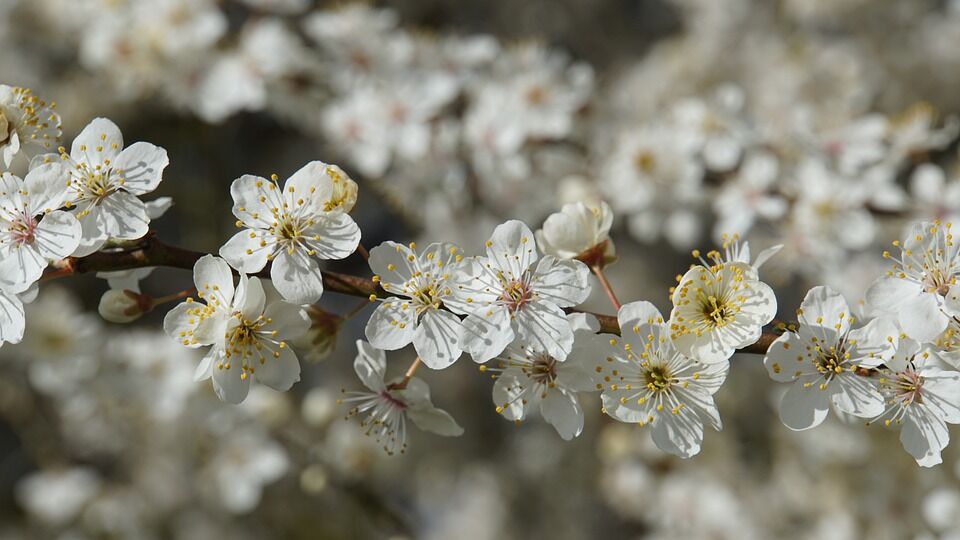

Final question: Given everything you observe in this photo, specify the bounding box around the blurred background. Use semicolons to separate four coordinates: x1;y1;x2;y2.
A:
2;0;960;538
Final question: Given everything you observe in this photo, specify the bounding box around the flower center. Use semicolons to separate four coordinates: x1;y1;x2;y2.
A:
634;150;656;173
891;369;925;406
922;267;954;296
378;390;408;410
9;212;38;246
700;295;735;328
644;364;672;392
814;347;846;377
500;279;532;313
528;353;558;385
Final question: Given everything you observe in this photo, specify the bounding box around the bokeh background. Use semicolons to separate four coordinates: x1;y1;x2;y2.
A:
3;0;960;538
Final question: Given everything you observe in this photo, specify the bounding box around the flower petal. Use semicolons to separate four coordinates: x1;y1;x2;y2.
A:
112;142;168;195
779;380;832;431
485;220;538;279
530;255;591;307
254;344;301;392
539;389;584;440
193;255;236;306
219;230;271;274
513;300;575;361
353;340;386;392
413;309;463;370
270;248;324;304
364;300;417;351
211;363;251;404
303;212;361;260
460;306;513;363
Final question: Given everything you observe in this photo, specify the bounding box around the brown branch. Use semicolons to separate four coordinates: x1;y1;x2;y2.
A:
41;235;781;355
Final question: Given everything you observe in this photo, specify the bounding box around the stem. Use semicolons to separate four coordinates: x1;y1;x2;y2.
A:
356;243;369;262
39;235;781;355
342;297;373;321
389;357;422;391
153;288;197;305
591;264;621;310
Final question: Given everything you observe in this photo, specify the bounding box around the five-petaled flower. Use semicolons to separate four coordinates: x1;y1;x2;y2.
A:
870;338;960;467
339;340;463;455
444;220;591;363
867;220;960;342
163;255;310;404
0;85;61;170
668;254;776;364
583;301;728;458
764;286;897;431
219;161;361;305
54;117;169;257
365;241;466;369
486;313;599;440
0;163;80;292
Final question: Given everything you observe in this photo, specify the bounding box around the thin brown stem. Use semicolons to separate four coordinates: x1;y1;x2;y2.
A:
342;297;373;321
591;264;621;310
388;357;422;391
356;243;369;262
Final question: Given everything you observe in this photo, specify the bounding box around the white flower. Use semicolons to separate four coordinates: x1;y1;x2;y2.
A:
586;301;728;458
0;286;24;348
16;467;100;526
58;117;169;256
763;286;896;430
535;200;615;264
0;163;80;292
98;288;150;323
0;85;61;170
866;220;960;342
339;340;463;455
163;255;310;403
365;241;466;370
445;220;591;363
486;313;599;440
208;428;289;514
870;339;960;467
712;151;786;240
219;161;361;304
668;259;777;364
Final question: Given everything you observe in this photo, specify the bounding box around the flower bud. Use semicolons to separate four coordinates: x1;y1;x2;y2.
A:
536;201;616;267
98;289;153;323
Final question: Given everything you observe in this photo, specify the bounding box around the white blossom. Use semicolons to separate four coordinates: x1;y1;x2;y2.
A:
163;255;310;403
207;428;289;514
668;257;777;364
486;313;599;440
57;117;169;257
15;468;100;526
0;162;80;292
867;220;960;342
219;161;361;304
586;301;728;458
535;200;615;263
764;286;896;430
445;220;591;363
870;339;960;467
0;85;60;170
339;340;463;455
365;241;466;370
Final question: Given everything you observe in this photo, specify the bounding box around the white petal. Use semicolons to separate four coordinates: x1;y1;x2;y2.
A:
193;255;236;305
617;301;664;333
264;300;310;340
254;344;301;392
830;374;885;418
219;230;271;274
492;370;526;421
24;162;70;215
229;174;283;228
71;118;123;164
866;276;924;314
901;410;948;467
270;248;324;304
235;276;266;321
539;390;584;440
353;340;386;391
368;241;415;289
763;332;803;382
303;213;361;260
899;294;949;343
0;245;46;292
443;257;499;315
211;363;251;404
163;302;205;348
33;211;81;261
513;300;575;361
93;190;150;240
485;220;538;279
799;286;851;335
144;197;173;219
194;351;215;381
413;309;463;370
530;255;591;307
779;381;832;431
752;244;783;270
364;300;417;351
460;307;514;363
0;289;25;345
650;406;706;458
112;142;168;195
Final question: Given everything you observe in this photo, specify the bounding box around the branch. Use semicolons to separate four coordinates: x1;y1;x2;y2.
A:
42;235;781;355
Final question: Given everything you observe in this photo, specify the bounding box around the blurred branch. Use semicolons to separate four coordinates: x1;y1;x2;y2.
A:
41;234;781;355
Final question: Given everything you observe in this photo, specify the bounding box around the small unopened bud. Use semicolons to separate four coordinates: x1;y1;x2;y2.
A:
98;289;153;323
294;306;342;362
